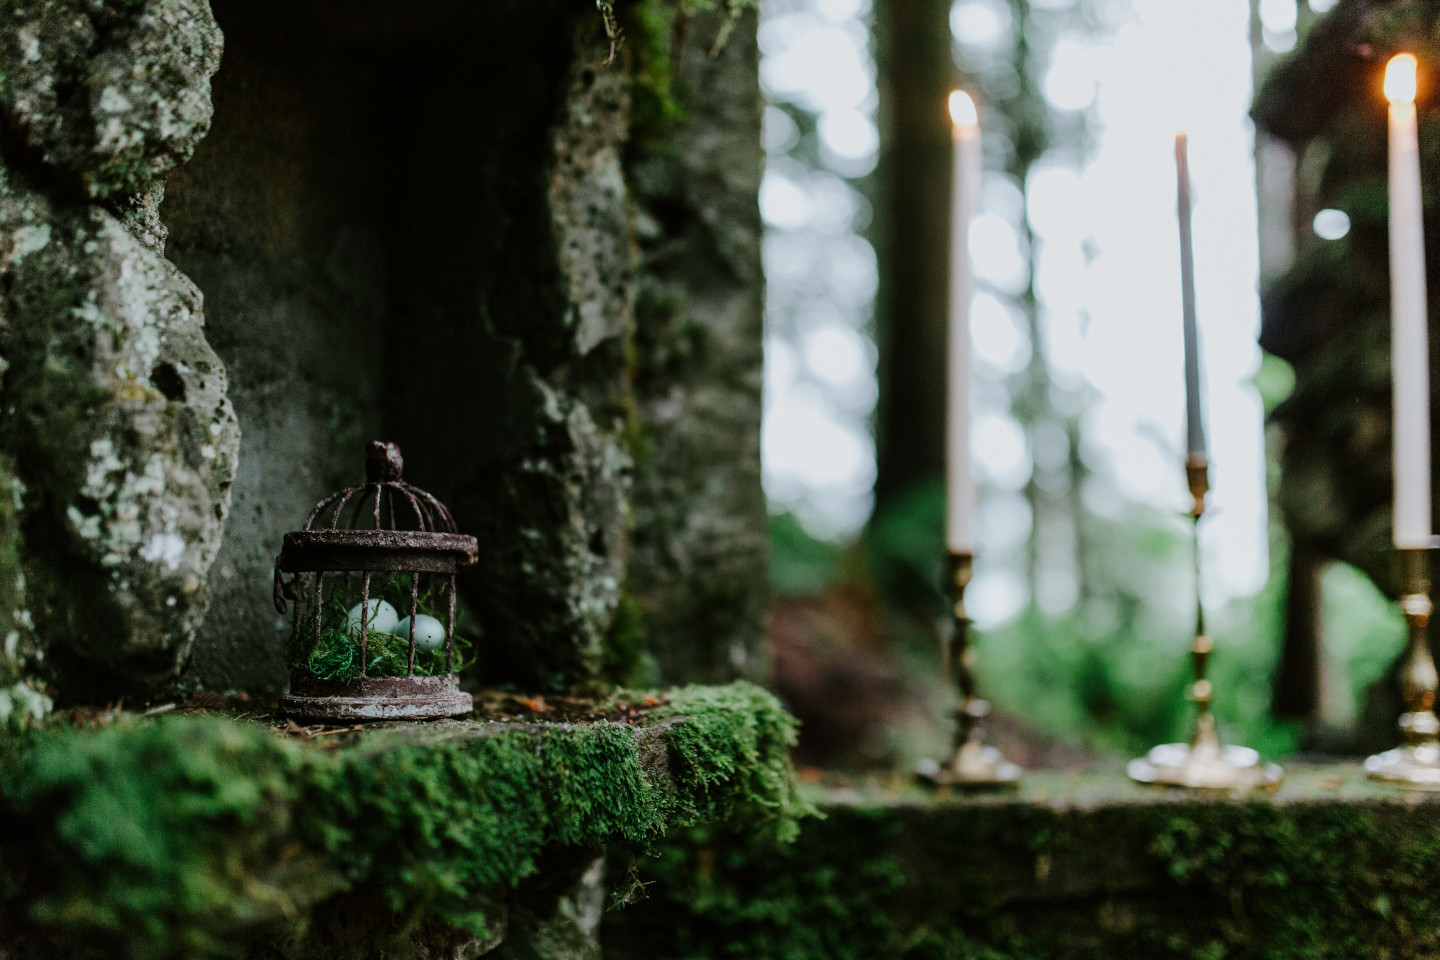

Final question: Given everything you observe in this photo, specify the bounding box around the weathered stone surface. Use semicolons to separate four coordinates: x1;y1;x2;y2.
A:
0;0;223;200
626;8;769;686
0;158;240;697
0;453;49;722
438;29;636;690
160;8;393;695
606;767;1440;960
494;850;605;960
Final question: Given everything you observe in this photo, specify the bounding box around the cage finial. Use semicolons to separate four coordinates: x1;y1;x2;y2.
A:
366;441;404;482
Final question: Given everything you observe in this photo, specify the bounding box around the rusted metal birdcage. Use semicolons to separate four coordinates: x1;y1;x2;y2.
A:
275;441;477;722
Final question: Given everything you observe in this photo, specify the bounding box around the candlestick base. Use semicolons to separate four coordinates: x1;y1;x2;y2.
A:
1128;715;1283;791
917;701;1022;789
1364;740;1440;790
916;746;1022;789
1366;548;1440;790
916;551;1022;791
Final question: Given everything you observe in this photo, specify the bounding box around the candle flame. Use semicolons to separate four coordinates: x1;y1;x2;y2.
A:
1386;53;1418;105
948;90;978;128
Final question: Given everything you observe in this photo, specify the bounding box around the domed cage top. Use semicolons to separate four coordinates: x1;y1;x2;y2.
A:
274;441;478;722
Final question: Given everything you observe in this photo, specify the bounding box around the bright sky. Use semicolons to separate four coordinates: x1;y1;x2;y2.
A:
761;0;1278;621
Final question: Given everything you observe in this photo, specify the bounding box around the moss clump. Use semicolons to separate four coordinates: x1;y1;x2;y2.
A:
653;682;814;843
304;628;462;682
0;681;806;959
303;721;659;938
0;716;331;960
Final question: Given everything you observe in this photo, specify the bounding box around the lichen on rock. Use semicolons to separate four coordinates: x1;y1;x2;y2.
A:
0;453;49;723
0;0;235;699
0;157;240;695
0;0;224;200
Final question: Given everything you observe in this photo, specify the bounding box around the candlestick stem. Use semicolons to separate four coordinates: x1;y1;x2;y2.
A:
917;551;1021;789
1364;548;1440;788
1128;457;1283;790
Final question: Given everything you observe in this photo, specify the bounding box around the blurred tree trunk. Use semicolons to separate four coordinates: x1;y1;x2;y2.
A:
872;0;956;512
1273;546;1323;718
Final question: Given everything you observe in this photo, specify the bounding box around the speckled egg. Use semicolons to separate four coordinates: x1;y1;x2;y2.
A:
346;599;399;636
395;613;446;652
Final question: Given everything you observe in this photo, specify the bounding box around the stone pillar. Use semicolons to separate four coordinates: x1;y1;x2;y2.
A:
0;0;240;705
626;8;769;686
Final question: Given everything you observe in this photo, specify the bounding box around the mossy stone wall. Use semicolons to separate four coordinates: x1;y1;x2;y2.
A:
0;682;807;960
605;769;1440;960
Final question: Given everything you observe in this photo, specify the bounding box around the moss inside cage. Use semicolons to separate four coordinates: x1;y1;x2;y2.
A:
297;577;471;682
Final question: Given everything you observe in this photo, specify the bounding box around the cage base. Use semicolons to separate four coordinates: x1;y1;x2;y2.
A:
280;674;473;723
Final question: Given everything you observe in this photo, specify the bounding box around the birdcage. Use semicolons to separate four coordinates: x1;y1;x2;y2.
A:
274;441;477;722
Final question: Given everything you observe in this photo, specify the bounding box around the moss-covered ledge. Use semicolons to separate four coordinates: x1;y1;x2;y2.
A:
603;766;1440;960
0;681;806;960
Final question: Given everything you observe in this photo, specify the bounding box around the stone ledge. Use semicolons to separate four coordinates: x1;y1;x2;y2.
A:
604;765;1440;960
0;681;805;960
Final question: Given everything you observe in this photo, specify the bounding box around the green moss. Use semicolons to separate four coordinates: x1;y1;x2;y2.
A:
0;715;326;959
604;775;1440;960
299;716;729;938
654;682;814;843
622;0;760;144
0;681;805;958
304;627;460;682
297;578;469;681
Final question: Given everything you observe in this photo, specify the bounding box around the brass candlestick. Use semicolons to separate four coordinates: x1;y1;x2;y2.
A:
1364;547;1440;788
1128;455;1283;790
917;551;1021;788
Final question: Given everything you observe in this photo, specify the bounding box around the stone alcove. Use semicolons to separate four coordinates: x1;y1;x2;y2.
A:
0;0;766;708
163;0;634;697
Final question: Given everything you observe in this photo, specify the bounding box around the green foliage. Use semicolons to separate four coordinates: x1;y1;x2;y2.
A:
1253;352;1295;418
863;483;947;615
0;681;806;958
978;515;1309;759
769;512;844;598
603;593;651;686
844;482;1309;759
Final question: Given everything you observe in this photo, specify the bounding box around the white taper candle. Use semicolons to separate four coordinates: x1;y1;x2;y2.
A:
1387;53;1432;549
947;91;981;554
1175;132;1206;460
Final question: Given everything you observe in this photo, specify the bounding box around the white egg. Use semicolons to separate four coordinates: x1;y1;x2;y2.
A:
394;613;447;652
346;599;399;636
